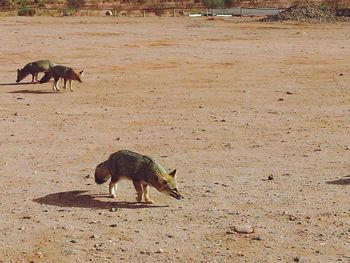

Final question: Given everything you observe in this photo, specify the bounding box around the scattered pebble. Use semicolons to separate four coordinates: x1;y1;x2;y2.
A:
232;224;254;234
294;256;307;262
155;248;163;254
94;243;103;248
289;215;297;221
110;224;118;227
252;236;262;241
268;174;274;180
110;207;118;212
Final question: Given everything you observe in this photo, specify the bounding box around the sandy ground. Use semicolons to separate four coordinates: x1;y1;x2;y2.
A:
0;16;349;263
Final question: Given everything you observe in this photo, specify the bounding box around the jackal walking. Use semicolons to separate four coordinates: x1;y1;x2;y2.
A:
16;60;54;83
94;150;183;204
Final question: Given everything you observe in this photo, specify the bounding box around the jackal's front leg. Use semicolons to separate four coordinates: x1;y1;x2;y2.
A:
69;80;74;91
109;181;118;198
142;184;154;204
34;73;39;82
31;74;35;83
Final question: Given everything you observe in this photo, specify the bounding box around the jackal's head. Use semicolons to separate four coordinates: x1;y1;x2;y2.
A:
16;68;27;83
74;70;84;82
94;161;111;184
155;169;183;200
68;69;84;82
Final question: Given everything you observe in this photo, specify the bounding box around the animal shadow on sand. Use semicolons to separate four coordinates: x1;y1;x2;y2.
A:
327;175;350;185
9;89;55;95
0;82;35;86
0;82;55;94
33;190;169;209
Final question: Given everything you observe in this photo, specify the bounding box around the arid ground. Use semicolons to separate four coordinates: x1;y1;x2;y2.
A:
0;16;349;262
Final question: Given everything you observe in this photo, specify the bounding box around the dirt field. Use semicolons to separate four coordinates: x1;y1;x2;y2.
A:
0;16;349;263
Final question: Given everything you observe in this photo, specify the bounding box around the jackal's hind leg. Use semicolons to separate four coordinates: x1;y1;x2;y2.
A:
63;79;67;89
34;73;39;82
132;180;143;203
31;74;35;83
142;184;154;204
69;80;74;91
109;181;118;198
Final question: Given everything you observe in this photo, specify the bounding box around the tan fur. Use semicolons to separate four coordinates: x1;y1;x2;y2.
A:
51;65;84;92
94;150;183;204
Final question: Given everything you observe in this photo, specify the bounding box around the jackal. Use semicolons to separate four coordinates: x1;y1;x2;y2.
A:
47;65;84;92
16;60;54;83
94;150;183;204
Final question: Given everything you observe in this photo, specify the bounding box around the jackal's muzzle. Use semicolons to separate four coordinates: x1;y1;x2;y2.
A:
170;190;183;200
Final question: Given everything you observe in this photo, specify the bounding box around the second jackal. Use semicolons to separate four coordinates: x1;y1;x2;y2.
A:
41;65;84;92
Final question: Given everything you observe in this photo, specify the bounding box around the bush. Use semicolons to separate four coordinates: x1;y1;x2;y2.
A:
17;0;36;16
153;4;164;16
33;0;44;7
0;0;14;8
18;7;36;15
67;0;85;9
202;0;224;9
224;0;239;7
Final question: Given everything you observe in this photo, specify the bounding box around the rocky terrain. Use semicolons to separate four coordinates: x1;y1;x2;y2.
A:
263;5;350;23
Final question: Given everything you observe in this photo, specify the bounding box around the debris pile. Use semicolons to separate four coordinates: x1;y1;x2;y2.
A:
263;5;346;23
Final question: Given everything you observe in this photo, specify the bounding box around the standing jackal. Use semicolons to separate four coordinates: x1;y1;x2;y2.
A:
16;60;54;83
94;150;183;204
48;65;84;92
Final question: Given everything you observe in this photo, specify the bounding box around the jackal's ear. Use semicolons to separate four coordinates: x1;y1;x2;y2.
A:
169;169;177;178
17;69;20;73
79;70;84;77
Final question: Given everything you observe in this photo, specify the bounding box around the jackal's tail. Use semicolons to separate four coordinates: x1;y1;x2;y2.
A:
94;161;111;184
